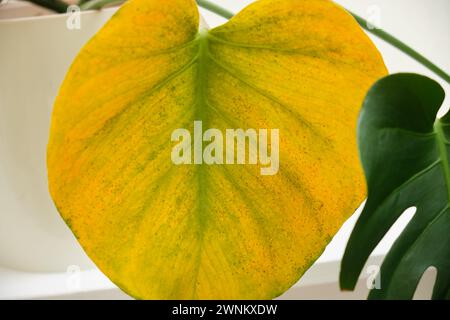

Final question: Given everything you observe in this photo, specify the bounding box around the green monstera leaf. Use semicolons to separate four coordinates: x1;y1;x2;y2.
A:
341;73;450;299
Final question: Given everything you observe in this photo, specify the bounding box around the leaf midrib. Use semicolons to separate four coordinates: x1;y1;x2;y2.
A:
191;29;211;298
381;121;450;297
435;120;450;202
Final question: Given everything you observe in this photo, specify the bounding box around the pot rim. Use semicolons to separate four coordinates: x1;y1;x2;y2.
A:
0;1;117;24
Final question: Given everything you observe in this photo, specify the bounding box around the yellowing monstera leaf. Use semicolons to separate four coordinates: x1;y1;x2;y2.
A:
47;0;387;299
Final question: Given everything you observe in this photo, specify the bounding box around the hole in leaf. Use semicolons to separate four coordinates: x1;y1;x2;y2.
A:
413;266;437;300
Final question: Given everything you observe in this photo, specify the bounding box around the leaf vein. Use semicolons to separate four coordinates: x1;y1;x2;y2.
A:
206;51;329;142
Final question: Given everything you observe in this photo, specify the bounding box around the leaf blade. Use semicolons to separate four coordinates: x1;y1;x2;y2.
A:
48;0;387;299
340;73;450;299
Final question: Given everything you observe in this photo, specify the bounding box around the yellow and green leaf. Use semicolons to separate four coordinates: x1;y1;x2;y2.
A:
47;0;387;299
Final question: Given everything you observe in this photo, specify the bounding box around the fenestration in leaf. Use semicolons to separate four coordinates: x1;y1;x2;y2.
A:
340;73;450;300
47;0;387;299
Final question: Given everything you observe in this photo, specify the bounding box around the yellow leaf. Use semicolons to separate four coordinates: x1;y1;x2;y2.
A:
47;0;387;299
